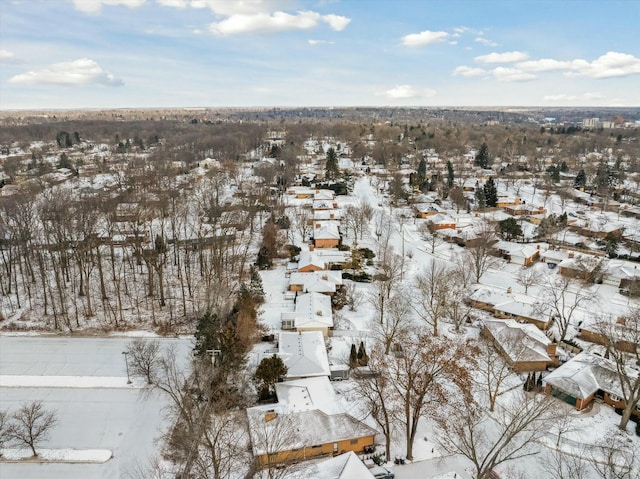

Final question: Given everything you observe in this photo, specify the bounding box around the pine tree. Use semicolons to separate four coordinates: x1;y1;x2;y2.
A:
475;143;489;168
349;344;358;368
475;187;486;210
446;160;454;188
254;354;288;399
574;169;587;188
325;147;340;180
357;341;369;366
484;178;498;207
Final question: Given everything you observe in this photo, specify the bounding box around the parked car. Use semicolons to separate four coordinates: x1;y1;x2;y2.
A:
369;466;394;479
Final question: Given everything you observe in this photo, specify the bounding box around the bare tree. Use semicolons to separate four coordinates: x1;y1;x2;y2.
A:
248;411;299;479
126;338;161;384
387;332;477;460
354;346;399;462
588;433;639;479
475;341;522;412
370;293;412;355
0;410;9;456
446;282;473;333
438;394;555;479
543;446;591;479
536;275;592;342
369;252;403;325
412;260;450;336
418;222;443;254
194;409;251;479
595;309;640;430
8;401;58;457
466;222;498;283
516;266;540;294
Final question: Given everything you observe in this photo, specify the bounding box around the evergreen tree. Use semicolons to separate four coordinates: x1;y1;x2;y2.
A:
446;160;454;188
417;159;427;183
483;177;498;207
498;217;523;241
325;147;340;180
254;354;288;399
349;344;358;368
574;169;587;188
256;246;272;270
475;187;487;210
357;341;369;366
475;142;489;168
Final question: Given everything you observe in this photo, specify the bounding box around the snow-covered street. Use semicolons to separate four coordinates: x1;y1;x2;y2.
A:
0;336;192;479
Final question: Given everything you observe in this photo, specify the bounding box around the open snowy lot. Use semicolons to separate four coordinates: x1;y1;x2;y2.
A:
0;336;192;479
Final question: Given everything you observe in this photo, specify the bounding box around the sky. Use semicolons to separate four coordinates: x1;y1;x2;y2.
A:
1;0;639;110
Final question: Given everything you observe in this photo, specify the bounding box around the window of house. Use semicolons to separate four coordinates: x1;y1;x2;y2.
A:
609;393;621;402
350;439;358;445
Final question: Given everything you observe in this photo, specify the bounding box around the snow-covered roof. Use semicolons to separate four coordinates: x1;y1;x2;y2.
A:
314;189;335;200
314;209;342;221
314;223;341;240
299;451;375;479
483;319;551;363
278;331;331;378
544;351;633;399
274;376;342;414
313;199;336;210
494;241;540;259
289;271;343;294
468;286;513;306
247;407;379;457
298;250;326;270
289;292;334;329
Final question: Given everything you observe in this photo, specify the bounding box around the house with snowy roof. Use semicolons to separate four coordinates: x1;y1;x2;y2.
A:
281;292;333;336
493;241;541;266
296;451;376;479
246;376;379;467
297;248;351;272
426;213;457;230
482;319;557;372
313;222;341;249
278;331;331;380
289;270;343;296
544;351;639;415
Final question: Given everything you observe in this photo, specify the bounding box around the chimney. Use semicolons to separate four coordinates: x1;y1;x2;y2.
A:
310;245;315;251
264;410;277;422
316;223;321;229
568;252;574;258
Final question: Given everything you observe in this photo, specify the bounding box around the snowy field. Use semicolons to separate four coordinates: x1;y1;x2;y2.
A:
0;336;193;479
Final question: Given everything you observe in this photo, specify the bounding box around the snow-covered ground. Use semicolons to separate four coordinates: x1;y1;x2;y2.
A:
254;176;640;479
0;336;192;479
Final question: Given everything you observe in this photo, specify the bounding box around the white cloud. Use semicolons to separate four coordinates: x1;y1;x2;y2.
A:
209;10;350;35
515;52;640;78
384;84;416;99
544;92;606;103
71;0;146;14
544;94;578;102
475;51;529;64
566;51;640;78
516;58;571;72
380;85;436;100
453;65;487;77
308;39;335;45
0;49;20;64
475;37;497;47
9;59;123;87
186;0;295;15
322;14;350;31
401;30;449;47
492;67;535;82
